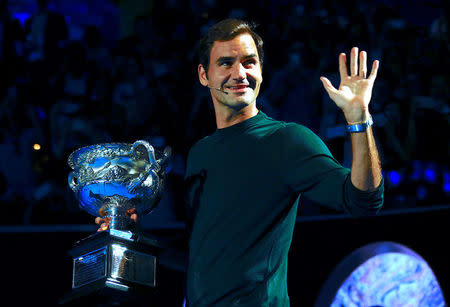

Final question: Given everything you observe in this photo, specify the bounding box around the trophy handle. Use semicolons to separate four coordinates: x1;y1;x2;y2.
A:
127;167;157;194
68;172;77;192
127;140;158;194
130;140;156;165
126;141;171;194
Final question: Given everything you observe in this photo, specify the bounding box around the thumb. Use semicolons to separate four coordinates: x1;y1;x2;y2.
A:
320;77;338;97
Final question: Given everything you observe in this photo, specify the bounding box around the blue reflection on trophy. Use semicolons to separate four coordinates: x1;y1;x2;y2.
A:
61;140;171;303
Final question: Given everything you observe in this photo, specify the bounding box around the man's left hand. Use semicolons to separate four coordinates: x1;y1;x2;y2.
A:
320;47;379;123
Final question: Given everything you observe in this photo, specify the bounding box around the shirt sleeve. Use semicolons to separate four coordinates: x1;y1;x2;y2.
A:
184;144;208;233
277;123;383;217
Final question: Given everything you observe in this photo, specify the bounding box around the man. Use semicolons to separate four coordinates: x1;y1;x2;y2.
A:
97;19;383;306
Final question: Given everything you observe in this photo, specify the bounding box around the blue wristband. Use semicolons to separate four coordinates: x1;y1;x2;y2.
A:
346;116;373;133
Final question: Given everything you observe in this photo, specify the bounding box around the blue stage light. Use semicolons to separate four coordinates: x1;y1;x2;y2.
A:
12;13;31;27
387;170;401;186
444;172;450;181
444;183;450;193
443;172;450;193
424;168;437;183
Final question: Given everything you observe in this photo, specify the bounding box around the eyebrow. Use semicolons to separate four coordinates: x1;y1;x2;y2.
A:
216;56;234;65
243;54;258;61
216;54;258;64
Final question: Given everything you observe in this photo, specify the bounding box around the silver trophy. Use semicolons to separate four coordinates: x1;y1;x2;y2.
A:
60;140;171;303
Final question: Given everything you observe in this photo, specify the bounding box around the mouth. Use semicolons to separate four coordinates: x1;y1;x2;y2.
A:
225;84;250;92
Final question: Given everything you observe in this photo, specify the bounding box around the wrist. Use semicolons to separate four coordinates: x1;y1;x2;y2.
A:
344;108;371;124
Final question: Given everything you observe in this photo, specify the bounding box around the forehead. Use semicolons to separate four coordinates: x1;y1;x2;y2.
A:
209;33;258;60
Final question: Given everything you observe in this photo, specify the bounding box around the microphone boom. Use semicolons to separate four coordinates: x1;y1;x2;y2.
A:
208;86;228;95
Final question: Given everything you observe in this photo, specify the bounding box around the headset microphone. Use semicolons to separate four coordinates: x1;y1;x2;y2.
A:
208;86;228;95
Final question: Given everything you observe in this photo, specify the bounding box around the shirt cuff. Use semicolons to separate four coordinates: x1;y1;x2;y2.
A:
343;175;384;217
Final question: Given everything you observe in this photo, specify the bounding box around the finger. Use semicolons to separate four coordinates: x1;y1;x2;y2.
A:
130;213;138;222
320;77;338;96
95;217;107;224
339;53;348;80
359;51;367;78
99;206;107;217
350;47;358;76
368;60;379;81
96;217;111;226
100;223;109;231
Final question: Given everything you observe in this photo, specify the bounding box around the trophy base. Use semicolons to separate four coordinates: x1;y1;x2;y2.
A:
60;230;162;304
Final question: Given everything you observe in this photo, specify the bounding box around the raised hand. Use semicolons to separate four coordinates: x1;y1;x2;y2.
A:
320;47;379;123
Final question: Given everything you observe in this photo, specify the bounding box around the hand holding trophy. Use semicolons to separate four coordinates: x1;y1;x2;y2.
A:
60;140;171;303
95;207;138;232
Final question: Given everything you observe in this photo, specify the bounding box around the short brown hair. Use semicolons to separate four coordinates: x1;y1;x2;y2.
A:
198;19;264;76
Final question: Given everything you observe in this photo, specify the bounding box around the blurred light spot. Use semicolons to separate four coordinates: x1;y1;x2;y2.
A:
444;183;450;193
424;168;437;183
36;106;46;120
444;172;450;182
388;170;401;186
12;13;30;27
411;160;422;181
442;171;449;193
417;185;428;200
33;144;41;151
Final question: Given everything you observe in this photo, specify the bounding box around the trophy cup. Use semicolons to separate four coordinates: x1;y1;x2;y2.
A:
60;140;171;303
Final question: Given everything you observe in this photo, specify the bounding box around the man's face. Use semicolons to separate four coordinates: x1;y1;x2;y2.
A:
198;33;263;111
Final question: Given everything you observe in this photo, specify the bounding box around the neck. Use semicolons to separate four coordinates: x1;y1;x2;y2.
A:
214;103;258;129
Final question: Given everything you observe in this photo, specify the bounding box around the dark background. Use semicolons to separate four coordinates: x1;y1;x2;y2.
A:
2;208;449;306
0;0;448;305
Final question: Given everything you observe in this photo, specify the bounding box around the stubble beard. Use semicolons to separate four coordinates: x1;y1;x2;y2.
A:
218;92;255;112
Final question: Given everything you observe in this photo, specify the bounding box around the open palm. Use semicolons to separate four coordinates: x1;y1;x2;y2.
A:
320;47;379;123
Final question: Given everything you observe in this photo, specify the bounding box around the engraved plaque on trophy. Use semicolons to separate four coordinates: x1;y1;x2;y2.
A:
60;140;171;303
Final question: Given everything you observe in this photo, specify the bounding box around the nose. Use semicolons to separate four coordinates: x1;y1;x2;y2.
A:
231;63;246;81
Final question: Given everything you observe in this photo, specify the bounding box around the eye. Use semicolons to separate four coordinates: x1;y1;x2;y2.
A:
219;60;233;67
243;59;256;68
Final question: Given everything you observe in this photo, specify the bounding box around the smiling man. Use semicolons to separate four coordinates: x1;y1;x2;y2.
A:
183;19;384;306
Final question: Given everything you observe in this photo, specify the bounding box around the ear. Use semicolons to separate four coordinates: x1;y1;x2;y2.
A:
198;64;208;86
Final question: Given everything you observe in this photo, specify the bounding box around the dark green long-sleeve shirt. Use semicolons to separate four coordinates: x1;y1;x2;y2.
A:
184;111;383;306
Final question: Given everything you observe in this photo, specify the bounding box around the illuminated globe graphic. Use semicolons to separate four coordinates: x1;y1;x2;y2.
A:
316;242;446;307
